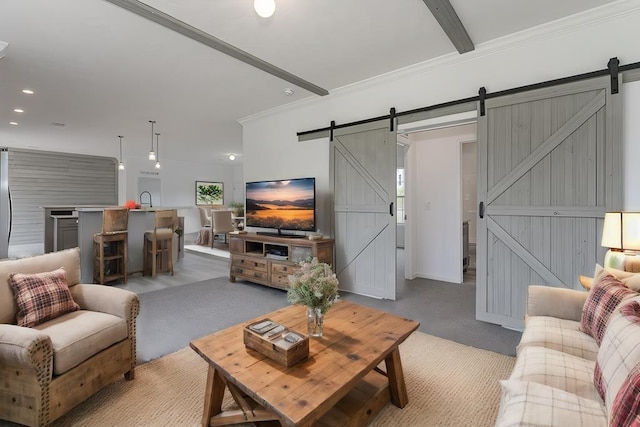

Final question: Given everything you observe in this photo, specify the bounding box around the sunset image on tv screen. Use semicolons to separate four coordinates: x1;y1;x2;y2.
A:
245;178;315;231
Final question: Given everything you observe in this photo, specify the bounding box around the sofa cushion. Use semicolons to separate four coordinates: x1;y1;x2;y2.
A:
518;316;599;361
580;272;636;345
34;309;128;375
594;298;640;423
495;380;606;427
9;268;80;328
509;346;601;401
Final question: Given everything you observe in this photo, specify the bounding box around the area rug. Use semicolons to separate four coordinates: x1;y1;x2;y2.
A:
50;331;515;427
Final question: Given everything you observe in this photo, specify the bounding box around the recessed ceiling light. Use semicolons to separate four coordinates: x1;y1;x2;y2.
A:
22;89;34;95
228;154;236;161
13;108;24;113
283;88;294;96
9;122;18;125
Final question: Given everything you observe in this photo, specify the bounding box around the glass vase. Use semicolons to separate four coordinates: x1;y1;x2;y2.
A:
306;306;324;337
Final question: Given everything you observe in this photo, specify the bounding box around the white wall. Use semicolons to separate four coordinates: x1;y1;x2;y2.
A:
409;124;477;283
118;156;237;234
241;5;640;282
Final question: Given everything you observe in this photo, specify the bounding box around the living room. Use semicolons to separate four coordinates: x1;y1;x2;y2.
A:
2;1;640;426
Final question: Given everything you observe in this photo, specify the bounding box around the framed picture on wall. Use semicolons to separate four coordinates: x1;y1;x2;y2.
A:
195;181;224;205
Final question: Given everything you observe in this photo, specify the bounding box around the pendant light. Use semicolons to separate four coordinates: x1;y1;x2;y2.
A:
118;135;125;171
148;120;156;160
155;132;161;169
254;0;275;18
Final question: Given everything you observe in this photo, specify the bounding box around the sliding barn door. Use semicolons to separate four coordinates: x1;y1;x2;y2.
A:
477;76;622;329
332;120;397;300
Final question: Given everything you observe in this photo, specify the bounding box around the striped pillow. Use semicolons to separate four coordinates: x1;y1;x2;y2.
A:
9;268;80;327
580;273;636;345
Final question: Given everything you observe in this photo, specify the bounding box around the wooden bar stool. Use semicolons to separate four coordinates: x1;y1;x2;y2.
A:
93;208;128;285
143;209;177;277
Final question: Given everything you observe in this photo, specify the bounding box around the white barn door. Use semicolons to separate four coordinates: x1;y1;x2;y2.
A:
332;120;397;300
477;76;622;329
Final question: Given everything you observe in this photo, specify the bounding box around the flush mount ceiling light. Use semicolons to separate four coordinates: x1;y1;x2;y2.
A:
283;88;294;96
13;108;24;113
9;122;18;126
22;89;34;95
228;154;236;161
254;0;275;18
148;120;156;161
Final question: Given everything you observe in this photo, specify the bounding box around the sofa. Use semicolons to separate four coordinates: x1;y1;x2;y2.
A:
0;248;140;426
495;267;640;426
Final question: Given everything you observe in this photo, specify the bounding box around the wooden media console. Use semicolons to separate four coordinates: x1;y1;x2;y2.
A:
228;232;334;289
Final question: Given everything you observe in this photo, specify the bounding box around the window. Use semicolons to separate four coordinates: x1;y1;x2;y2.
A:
397;168;405;224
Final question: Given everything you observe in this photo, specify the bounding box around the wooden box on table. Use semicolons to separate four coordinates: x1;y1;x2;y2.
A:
243;319;309;367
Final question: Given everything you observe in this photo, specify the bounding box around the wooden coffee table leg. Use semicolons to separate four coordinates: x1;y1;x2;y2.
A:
202;365;226;427
385;348;409;408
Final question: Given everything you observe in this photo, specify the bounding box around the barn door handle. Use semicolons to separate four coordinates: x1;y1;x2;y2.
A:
479;202;485;219
389;202;394;217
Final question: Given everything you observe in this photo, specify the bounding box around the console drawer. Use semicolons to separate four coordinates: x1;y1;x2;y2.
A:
231;266;269;281
232;257;267;272
271;263;297;275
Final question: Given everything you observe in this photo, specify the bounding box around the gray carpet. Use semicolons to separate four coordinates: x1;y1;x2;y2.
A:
136;276;521;363
137;278;288;363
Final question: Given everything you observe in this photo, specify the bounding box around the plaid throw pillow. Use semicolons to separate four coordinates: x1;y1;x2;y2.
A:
611;365;640;427
595;299;640;422
580;273;636;345
9;268;80;328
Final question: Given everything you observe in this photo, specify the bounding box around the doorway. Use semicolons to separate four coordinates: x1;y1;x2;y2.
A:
397;111;478;284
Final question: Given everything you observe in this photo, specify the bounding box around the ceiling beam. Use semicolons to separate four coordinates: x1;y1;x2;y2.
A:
421;0;474;54
103;0;329;96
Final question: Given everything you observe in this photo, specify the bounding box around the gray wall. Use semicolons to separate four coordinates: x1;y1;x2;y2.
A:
8;148;117;245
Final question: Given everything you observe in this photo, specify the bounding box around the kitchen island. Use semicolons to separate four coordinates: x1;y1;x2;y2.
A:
72;207;185;283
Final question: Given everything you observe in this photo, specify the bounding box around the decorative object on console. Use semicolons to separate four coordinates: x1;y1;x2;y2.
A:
601;211;640;271
195;181;223;205
286;257;339;337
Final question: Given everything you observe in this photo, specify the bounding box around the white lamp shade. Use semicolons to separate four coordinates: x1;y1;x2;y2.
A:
622;212;640;250
602;212;623;249
254;0;275;18
601;212;640;251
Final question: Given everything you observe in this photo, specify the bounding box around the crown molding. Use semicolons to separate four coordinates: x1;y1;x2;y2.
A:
239;0;640;125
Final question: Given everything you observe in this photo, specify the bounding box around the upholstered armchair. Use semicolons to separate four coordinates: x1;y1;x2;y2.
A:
0;248;140;427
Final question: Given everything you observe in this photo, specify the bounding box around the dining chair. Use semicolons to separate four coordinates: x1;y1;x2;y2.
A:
210;210;234;247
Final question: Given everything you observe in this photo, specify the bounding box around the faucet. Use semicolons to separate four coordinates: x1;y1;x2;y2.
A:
139;191;153;208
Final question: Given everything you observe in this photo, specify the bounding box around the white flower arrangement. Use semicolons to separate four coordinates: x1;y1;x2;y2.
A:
287;257;339;314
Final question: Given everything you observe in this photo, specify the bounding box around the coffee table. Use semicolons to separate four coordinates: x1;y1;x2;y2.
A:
190;300;419;427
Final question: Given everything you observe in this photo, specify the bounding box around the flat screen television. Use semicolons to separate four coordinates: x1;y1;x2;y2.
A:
245;177;315;236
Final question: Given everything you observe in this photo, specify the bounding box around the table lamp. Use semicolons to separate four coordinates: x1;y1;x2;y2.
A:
601;212;640;271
